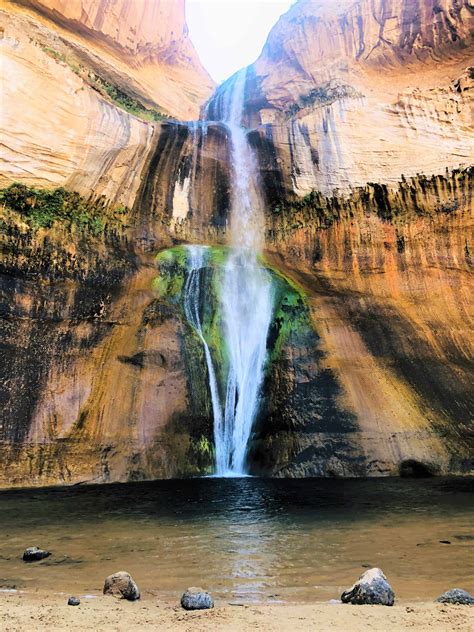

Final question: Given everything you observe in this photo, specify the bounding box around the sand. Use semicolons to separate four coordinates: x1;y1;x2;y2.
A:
0;593;473;631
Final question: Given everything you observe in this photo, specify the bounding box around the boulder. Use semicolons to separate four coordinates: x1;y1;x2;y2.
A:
181;587;214;610
103;571;140;601
436;589;474;605
22;547;51;562
341;568;395;606
68;596;80;606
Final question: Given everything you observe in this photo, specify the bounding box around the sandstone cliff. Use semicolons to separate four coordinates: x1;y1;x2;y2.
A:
0;0;473;486
9;0;214;118
0;0;213;199
232;0;474;194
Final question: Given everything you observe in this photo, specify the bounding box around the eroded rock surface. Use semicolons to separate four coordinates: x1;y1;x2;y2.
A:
0;0;473;485
208;0;474;195
7;0;214;119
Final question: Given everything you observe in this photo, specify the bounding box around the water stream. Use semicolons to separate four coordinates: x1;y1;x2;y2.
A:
184;69;274;476
183;246;226;471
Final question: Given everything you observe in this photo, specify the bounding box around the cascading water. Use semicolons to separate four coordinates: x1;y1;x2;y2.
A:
184;69;274;476
183;246;227;472
217;70;274;475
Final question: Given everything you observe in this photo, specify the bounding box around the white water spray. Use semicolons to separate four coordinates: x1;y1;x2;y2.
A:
184;69;274;476
183;246;228;473
218;70;274;475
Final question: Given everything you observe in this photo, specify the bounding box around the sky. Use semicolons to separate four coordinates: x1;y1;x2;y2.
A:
186;0;296;84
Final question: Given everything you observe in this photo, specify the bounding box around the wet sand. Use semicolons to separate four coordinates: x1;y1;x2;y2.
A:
0;593;473;631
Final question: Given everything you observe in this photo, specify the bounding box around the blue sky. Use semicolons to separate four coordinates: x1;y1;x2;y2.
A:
186;0;296;83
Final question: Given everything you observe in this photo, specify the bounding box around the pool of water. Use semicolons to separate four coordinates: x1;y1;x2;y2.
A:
0;477;472;603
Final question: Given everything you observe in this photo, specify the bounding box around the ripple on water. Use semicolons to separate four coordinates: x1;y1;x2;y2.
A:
0;477;472;602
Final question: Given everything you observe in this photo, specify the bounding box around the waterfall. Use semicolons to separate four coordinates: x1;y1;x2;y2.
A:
217;70;273;475
183;69;274;476
183;246;227;472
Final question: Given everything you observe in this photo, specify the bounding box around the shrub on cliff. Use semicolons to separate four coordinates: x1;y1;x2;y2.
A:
0;183;107;234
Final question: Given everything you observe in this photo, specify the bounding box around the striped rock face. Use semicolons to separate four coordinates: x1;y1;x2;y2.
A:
0;0;472;486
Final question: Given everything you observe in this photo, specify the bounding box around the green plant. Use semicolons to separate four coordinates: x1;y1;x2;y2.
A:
90;75;171;122
0;183;115;234
40;45;66;63
37;41;170;122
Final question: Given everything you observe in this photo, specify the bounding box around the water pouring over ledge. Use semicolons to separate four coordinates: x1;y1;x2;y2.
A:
184;69;274;476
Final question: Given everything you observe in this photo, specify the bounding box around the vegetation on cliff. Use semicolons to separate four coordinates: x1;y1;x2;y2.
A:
38;43;171;122
90;75;172;123
0;183;118;233
285;82;361;118
0;183;134;279
154;246;313;376
152;245;315;475
269;167;473;240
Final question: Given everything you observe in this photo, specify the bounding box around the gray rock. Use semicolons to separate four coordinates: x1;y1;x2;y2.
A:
22;547;51;562
341;568;395;606
103;571;140;601
68;596;80;606
436;589;474;605
181;587;214;610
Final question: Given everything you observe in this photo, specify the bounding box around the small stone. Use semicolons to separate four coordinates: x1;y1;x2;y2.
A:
68;596;80;606
181;587;214;610
22;547;51;562
341;567;395;606
103;571;140;601
436;589;474;605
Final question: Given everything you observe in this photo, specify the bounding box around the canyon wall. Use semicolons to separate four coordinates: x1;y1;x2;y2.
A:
240;0;473;476
8;0;214;118
0;0;472;486
231;0;474;194
0;0;213;200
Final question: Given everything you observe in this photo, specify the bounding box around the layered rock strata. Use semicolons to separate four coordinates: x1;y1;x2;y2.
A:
0;0;473;485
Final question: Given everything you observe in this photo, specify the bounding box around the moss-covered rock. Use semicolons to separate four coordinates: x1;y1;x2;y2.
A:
153;245;316;474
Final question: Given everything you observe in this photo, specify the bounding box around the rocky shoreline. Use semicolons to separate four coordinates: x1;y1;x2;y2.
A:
1;592;473;632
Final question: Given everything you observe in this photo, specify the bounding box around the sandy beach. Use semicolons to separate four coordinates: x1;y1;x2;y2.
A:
1;593;473;632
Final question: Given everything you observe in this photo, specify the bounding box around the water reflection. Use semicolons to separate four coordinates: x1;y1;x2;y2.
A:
0;477;472;602
217;478;277;601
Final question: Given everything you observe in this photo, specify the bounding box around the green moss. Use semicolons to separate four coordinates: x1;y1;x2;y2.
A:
258;254;307;298
154;246;312;387
154;247;189;302
0;183;119;234
151;277;170;297
155;246;189;267
188;434;215;474
206;246;229;267
152;246;314;471
266;270;311;365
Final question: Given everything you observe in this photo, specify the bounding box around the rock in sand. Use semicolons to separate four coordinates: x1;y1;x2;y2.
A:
68;596;80;606
22;547;51;562
436;589;474;605
341;567;395;606
103;571;140;600
181;587;214;610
